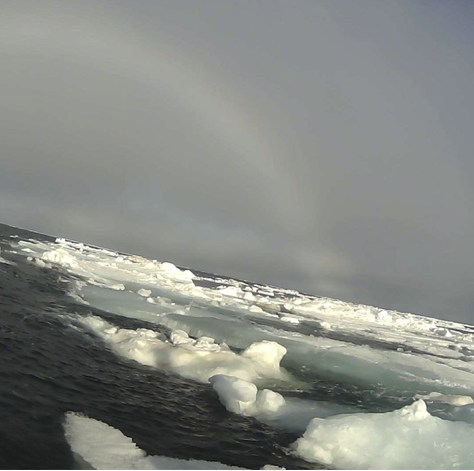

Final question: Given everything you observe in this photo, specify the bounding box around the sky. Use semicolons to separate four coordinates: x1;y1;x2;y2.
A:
1;0;473;323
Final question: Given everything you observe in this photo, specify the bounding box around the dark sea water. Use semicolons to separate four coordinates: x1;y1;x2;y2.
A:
0;224;313;470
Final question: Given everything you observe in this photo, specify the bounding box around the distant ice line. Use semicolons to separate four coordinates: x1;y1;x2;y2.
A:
7;235;474;374
11;235;472;335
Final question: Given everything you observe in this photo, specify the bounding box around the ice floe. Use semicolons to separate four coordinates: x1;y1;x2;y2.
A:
76;315;289;385
210;374;358;434
209;375;474;468
209;375;285;417
63;412;244;469
0;246;16;265
292;399;474;469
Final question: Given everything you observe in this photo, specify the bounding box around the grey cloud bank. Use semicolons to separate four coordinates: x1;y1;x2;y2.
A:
1;0;473;323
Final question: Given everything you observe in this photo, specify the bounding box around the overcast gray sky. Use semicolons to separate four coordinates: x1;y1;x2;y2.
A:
1;0;473;323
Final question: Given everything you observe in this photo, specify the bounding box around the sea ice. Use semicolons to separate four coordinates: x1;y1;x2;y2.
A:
292;399;474;469
11;235;474;469
159;262;195;283
76;315;289;384
0;254;16;266
63;412;244;469
42;249;78;268
209;375;285;416
210;375;359;434
434;327;453;338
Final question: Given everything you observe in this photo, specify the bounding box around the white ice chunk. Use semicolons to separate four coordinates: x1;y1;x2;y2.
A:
254;389;286;414
77;315;288;384
170;330;194;346
137;289;152;297
313;320;331;330
292;399;474;469
0;254;16;266
376;310;392;324
210;375;357;434
64;412;243;469
109;284;126;291
434;327;453;338
160;262;181;275
243;292;256;302
209;375;285;417
42;249;78;268
443;395;473;406
219;286;242;298
209;375;258;415
249;305;264;313
64;412;147;470
241;341;287;375
159;263;195;283
181;269;195;280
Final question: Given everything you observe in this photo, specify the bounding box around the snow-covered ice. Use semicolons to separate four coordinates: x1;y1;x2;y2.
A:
292;399;474;469
76;315;289;385
210;374;358;433
209;375;285;417
63;412;244;469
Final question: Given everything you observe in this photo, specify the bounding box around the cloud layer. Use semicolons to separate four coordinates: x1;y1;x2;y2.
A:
1;0;474;322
